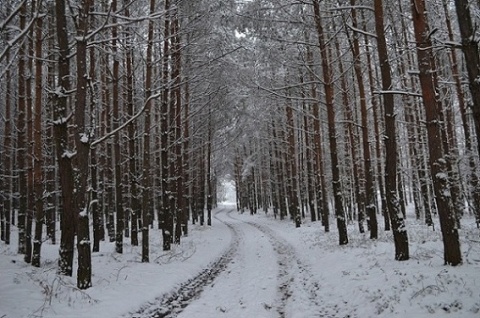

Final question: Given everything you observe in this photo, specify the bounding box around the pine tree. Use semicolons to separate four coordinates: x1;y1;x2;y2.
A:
374;0;409;260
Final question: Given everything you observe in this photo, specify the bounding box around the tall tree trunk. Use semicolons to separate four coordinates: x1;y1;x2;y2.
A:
171;2;184;242
270;121;283;219
446;0;480;227
350;1;377;238
275;118;288;220
362;12;389;231
99;50;110;243
182;77;190;236
125;6;138;247
101;0;114;243
91;133;100;252
374;0;409;260
336;32;363;231
403;88;426;224
307;46;328;230
312;0;347;244
32;2;44;267
75;0;93;289
198;144;206;226
2;8;13;245
286;101;301;227
102;42;115;242
344;85;363;229
454;0;480;181
45;7;56;244
206;107;213;226
411;0;461;265
110;0;124;254
304;104;316;222
25;4;35;263
141;0;156;263
166;4;177;242
16;1;27;256
89;8;101;252
55;0;76;276
161;0;172;250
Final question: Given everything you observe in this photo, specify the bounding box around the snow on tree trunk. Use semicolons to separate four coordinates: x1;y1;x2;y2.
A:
411;0;461;266
374;0;409;260
312;0;347;244
54;0;77;276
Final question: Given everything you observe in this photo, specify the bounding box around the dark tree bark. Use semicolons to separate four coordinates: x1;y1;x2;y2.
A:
312;0;347;244
166;2;178;241
206;107;213;227
102;9;115;242
362;14;389;231
285;101;301;228
307;46;328;231
74;0;93;289
89;8;101;253
32;2;44;267
182;76;190;236
304;103;316;222
110;0;124;255
141;0;156;263
125;5;138;247
2;10;13;245
161;0;172;251
55;0;76;276
16;1;27;256
274;118;288;220
374;0;409;260
350;1;377;239
45;7;56;244
336;30;363;231
454;0;480;174
451;0;480;227
172;2;184;243
25;3;35;263
90;129;100;252
197;144;206;226
411;0;461;265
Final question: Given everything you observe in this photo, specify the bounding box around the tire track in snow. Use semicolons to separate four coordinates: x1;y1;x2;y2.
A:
175;210;279;317
223;212;294;317
243;219;357;318
240;219;324;318
130;208;240;318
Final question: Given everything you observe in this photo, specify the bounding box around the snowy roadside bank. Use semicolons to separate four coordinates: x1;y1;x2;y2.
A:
234;210;480;318
0;207;233;318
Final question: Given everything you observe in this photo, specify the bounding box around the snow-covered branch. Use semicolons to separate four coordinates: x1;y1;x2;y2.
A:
0;0;27;32
90;91;163;148
0;14;36;64
373;90;422;97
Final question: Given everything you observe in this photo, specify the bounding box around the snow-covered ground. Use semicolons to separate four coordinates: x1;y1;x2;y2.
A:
1;203;479;318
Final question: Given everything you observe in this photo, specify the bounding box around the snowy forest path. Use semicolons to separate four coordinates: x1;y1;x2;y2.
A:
130;208;333;318
241;216;328;318
174;209;280;318
177;210;330;318
129;207;240;318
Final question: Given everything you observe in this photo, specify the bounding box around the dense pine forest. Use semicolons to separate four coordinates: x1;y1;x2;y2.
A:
1;0;480;297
